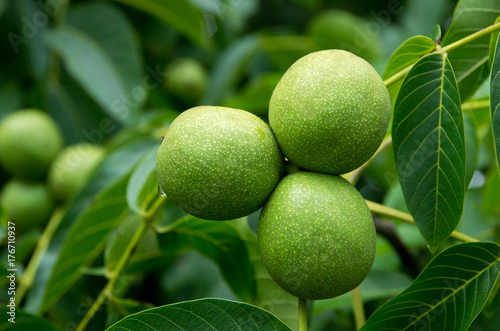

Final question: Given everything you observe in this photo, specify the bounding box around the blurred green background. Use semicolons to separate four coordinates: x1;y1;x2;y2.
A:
2;0;500;330
0;0;456;140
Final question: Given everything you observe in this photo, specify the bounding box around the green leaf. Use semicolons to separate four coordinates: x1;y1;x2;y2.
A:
104;213;140;272
24;139;157;314
483;169;500;216
0;0;7;17
313;268;412;313
73;139;158;209
157;216;256;302
24;139;156;314
393;53;466;252
190;0;258;35
468;78;491;103
484;279;500;316
290;0;321;9
464;112;480;186
0;265;9;286
16;0;50;80
129;224;161;266
0;82;21;119
262;35;319;71
490;33;500;171
106;298;291;331
441;0;500;100
384;182;409;214
59;139;157;236
39;176;129;311
105;213;161;272
457;188;496;240
126;146;159;216
0;307;57;330
399;0;449;39
14;229;41;263
306;10;382;61
42;25;136;125
360;242;500;331
427;24;442;42
138;109;179;128
382;35;435;104
223;73;283;116
106;296;155;327
65;2;146;113
45;76;119;144
113;0;209;48
201;35;261;105
233;220;299;331
383;36;436;80
154;199;188;229
160;250;237;302
489;17;500;66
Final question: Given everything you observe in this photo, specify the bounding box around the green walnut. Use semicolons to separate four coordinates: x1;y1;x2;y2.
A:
164;58;208;102
48;144;105;201
0;109;64;179
156;106;285;220
258;172;376;300
269;50;391;175
0;179;55;230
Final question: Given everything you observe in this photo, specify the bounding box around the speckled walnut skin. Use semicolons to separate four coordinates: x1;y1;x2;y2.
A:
269;49;391;175
156;106;285;221
258;172;376;300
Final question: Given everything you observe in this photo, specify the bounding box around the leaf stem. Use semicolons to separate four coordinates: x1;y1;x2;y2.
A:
141;188;160;215
75;195;168;331
298;298;308;331
356;22;500;182
144;193;167;219
462;99;490;111
351;286;365;329
365;200;479;243
384;21;500;88
345;136;392;185
440;21;500;54
384;65;413;88
17;208;65;303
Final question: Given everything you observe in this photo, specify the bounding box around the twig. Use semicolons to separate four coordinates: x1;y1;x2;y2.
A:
75;195;168;331
345;136;392;185
462;99;490;111
373;217;421;278
384;21;500;88
366;200;479;243
17;207;65;303
298;298;308;331
351;287;365;329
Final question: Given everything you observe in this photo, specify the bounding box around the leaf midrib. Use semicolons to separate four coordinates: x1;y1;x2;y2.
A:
431;54;446;249
401;253;500;331
42;201;129;311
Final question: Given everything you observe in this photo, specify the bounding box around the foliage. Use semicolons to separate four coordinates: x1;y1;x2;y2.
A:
0;0;499;330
